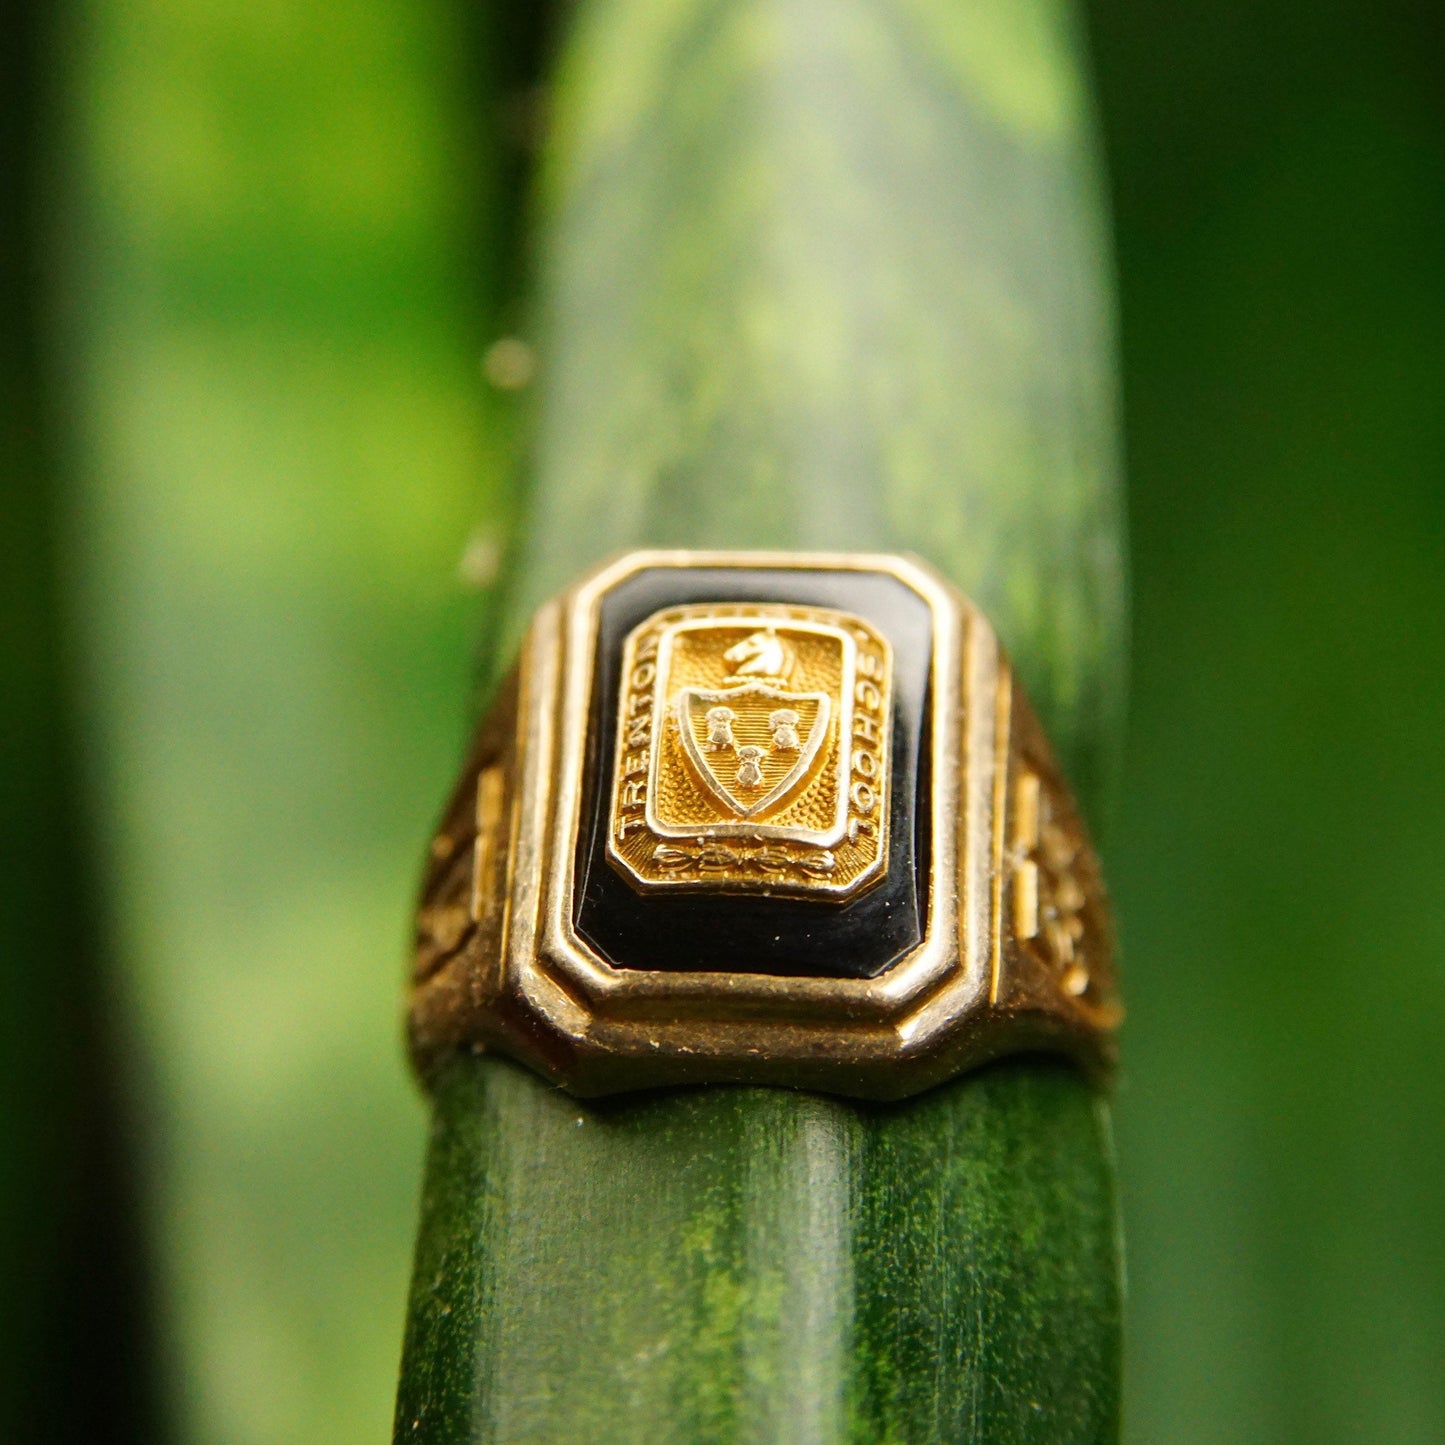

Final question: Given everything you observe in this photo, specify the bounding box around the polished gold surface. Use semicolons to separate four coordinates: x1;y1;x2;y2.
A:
408;550;1119;1100
607;603;891;898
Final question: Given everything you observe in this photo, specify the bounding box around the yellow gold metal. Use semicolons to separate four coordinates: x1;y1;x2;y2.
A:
607;602;891;899
407;550;1120;1101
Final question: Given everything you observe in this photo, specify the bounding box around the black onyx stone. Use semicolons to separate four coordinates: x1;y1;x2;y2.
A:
573;566;933;979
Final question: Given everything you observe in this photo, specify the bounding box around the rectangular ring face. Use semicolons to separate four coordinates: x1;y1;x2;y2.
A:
608;604;892;898
572;563;933;980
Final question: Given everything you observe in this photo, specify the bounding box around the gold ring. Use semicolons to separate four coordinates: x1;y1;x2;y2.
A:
409;551;1120;1100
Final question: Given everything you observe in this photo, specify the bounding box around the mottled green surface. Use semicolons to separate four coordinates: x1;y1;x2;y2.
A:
504;0;1125;816
397;0;1125;1439
398;1060;1119;1443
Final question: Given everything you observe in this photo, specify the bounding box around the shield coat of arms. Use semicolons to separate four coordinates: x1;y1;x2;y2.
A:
677;681;830;819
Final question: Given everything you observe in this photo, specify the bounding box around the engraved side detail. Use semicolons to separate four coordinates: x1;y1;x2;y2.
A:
606;603;892;898
1010;765;1097;999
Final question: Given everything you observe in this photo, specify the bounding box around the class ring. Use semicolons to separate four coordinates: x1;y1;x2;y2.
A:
408;551;1120;1101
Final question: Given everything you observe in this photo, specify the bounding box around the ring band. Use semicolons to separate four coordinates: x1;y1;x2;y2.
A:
409;551;1120;1100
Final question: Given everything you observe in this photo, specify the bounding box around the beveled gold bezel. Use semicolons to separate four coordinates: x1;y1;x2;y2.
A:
518;553;976;1090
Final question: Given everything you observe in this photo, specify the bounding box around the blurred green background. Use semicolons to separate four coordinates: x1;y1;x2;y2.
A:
2;0;1442;1442
1092;0;1445;1438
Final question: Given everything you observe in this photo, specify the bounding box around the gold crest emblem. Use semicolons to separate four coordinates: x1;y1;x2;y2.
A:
607;603;893;898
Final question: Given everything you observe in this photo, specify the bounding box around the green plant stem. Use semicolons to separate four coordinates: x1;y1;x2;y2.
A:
396;0;1125;1439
